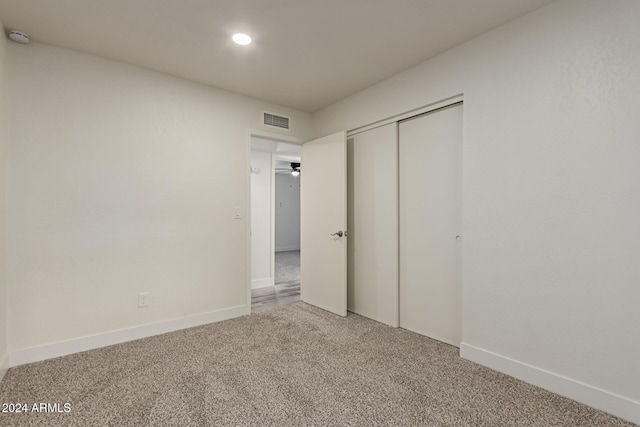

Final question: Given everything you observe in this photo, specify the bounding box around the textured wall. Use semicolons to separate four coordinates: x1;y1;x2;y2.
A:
5;42;311;352
251;151;273;288
314;0;640;410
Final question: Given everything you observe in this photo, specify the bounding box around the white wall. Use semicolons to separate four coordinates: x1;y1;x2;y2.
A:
0;18;8;379
314;0;640;422
250;151;273;289
274;173;300;252
4;42;312;360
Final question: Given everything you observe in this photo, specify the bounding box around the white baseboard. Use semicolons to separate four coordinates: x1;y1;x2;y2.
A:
251;277;273;289
460;343;640;425
275;246;300;252
0;352;8;381
10;304;250;368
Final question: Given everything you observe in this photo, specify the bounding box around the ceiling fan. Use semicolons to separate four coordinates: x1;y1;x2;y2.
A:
275;162;301;176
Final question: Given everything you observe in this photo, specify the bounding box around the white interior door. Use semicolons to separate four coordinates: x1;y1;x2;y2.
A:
347;123;398;326
399;103;462;347
300;131;347;316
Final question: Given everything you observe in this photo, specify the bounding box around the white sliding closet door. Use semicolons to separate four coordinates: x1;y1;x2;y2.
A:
347;123;398;327
399;103;462;347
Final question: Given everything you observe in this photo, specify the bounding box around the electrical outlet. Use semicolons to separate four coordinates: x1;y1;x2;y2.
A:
138;292;149;308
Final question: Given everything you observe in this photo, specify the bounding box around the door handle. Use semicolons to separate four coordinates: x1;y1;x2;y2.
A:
331;230;344;238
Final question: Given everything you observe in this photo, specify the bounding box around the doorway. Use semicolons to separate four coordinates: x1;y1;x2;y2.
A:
272;156;302;303
250;136;302;308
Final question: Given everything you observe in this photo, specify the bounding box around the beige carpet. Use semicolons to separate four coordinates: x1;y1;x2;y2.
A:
0;302;634;426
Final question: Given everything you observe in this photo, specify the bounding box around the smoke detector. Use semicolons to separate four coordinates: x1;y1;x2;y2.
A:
9;30;30;44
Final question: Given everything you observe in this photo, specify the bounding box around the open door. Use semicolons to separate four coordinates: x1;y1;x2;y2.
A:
300;131;347;316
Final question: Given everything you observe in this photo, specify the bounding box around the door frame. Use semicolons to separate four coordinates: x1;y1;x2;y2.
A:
246;129;304;312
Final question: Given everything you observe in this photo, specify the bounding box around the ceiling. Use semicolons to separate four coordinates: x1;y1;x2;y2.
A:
0;0;556;112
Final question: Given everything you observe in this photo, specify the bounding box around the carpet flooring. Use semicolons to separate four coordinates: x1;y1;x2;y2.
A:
0;302;633;426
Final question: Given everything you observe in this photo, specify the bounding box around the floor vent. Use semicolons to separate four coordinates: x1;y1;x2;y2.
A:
264;112;290;130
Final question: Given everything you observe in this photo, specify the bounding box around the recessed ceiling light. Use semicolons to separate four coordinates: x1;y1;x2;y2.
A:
232;33;252;45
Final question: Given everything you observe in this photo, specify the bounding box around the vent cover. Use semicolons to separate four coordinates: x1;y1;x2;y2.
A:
263;112;290;130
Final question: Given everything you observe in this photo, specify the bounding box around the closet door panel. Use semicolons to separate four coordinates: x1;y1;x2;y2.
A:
348;123;398;326
399;103;462;347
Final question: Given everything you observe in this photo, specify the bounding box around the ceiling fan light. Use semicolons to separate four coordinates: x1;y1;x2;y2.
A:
291;170;300;177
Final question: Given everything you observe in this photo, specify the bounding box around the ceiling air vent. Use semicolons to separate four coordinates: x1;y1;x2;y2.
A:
263;112;290;130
